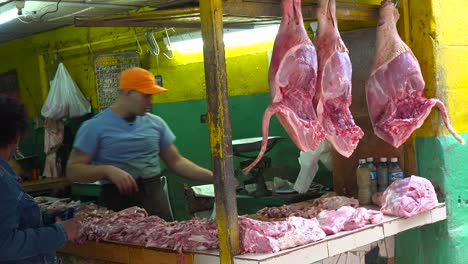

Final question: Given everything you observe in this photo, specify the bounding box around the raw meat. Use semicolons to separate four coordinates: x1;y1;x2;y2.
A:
256;203;322;219
343;207;383;231
239;216;326;253
366;0;465;147
243;0;325;174
380;175;438;218
79;206;219;251
372;192;384;207
315;0;364;157
313;192;359;210
146;218;219;251
256;192;358;219
317;206;356;234
43;119;64;178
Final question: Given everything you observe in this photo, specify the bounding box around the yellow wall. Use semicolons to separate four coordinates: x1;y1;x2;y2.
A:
0;25;273;117
435;0;468;134
408;0;468;136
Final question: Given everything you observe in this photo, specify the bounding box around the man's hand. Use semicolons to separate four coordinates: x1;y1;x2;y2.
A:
105;166;139;195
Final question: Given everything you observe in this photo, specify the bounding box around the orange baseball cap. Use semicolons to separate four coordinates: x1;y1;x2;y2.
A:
119;67;168;94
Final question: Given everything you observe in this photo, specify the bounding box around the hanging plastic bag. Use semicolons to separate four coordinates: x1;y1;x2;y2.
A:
41;63;91;119
293;141;333;194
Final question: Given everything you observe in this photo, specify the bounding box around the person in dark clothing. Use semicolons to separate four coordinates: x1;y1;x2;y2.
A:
0;96;80;264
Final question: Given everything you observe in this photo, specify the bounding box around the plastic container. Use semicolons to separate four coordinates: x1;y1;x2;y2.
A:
377;157;388;192
356;159;372;205
388;157;404;184
366;157;378;194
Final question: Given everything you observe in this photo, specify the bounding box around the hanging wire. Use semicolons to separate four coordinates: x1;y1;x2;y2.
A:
132;28;143;55
134;34;143;55
87;43;94;56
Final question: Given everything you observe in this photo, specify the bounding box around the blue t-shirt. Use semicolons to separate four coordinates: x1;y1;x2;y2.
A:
73;108;176;179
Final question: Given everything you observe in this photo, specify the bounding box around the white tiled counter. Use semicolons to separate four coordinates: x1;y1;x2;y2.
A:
193;203;447;264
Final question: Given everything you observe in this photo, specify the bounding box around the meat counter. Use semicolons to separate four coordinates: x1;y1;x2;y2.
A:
57;203;446;264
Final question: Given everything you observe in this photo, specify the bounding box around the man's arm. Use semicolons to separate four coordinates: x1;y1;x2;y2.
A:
66;149;138;194
160;145;214;183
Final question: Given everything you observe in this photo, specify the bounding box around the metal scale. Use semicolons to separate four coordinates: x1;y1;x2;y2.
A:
232;136;284;197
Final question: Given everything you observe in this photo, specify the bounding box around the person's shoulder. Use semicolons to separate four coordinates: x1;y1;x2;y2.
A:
0;165;19;194
144;112;165;124
81;110;111;126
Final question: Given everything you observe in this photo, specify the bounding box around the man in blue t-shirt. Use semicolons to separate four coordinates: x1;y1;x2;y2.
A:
66;67;213;220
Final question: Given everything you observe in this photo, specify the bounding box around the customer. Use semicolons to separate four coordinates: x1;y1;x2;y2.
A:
67;67;214;220
0;96;80;263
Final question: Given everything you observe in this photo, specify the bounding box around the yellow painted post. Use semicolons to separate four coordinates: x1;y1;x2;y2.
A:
199;0;240;263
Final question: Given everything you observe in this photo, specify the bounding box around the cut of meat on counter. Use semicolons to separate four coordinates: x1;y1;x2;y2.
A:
243;0;325;174
79;205;327;254
343;208;384;231
317;206;384;234
239;216;326;253
366;0;465;148
315;0;364;157
79;206;219;252
380;175;438;218
371;192;384;207
312;192;359;210
256;192;359;219
317;206;356;235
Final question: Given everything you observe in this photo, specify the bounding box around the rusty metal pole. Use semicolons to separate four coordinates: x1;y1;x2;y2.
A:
199;0;240;263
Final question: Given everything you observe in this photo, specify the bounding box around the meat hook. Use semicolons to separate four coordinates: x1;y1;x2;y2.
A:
162;27;175;60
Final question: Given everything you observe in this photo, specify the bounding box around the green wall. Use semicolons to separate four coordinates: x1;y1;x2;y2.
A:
155;94;301;174
395;133;468;264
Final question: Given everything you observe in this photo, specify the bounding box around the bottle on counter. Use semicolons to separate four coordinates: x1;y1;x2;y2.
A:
377;157;388;192
356;159;372;205
366;157;378;194
388;157;404;184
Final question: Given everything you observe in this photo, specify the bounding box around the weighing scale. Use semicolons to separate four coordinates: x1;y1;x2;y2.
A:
232;136;284;197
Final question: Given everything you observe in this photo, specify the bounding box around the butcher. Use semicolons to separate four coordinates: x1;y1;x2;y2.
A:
66;67;214;221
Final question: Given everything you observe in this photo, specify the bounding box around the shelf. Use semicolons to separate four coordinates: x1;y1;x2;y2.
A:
22;177;70;193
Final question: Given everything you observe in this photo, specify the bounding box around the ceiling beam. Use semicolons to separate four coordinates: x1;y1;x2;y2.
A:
74;0;378;28
32;0;141;9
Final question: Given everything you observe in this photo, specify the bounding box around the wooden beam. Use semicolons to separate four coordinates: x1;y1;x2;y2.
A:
153;0;198;9
75;6;200;24
200;0;240;263
223;1;379;21
75;19;202;28
74;0;379;28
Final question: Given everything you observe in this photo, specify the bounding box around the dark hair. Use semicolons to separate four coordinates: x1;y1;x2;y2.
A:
0;96;28;148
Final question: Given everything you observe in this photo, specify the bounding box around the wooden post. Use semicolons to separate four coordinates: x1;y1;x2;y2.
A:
199;0;240;263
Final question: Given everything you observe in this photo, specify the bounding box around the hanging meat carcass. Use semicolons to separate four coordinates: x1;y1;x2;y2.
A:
366;0;465;147
315;0;364;157
243;0;325;174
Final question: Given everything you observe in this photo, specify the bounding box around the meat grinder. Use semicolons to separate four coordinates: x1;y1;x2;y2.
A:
232;136;284;197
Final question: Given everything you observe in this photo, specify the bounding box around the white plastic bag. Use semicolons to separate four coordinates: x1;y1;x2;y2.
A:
293;141;333;194
41;63;91;119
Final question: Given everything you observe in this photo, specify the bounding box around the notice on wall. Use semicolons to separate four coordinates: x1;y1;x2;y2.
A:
93;52;140;111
